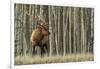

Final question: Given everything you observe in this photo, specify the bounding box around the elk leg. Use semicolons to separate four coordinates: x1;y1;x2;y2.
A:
43;44;49;56
41;46;45;56
32;46;35;55
38;41;45;56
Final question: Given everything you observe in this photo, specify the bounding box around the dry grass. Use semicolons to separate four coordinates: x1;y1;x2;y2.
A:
15;53;94;65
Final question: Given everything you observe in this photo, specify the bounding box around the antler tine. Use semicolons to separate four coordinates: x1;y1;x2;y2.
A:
43;22;48;26
38;18;46;26
33;15;40;21
33;15;48;27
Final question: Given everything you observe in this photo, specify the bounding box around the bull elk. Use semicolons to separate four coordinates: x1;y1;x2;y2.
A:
30;20;50;56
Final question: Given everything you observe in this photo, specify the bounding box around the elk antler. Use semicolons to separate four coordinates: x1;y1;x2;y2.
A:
32;15;49;28
32;16;40;21
32;15;45;23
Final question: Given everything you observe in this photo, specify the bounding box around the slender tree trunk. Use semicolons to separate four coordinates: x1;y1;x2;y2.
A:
58;7;61;55
68;7;72;54
73;8;76;53
63;7;66;56
48;6;53;56
53;7;59;56
90;8;94;53
23;5;27;56
80;8;83;53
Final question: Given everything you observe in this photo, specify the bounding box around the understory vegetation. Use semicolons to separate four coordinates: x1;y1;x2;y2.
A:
15;53;93;65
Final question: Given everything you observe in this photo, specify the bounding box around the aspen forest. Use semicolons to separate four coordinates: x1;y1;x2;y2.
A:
14;3;94;65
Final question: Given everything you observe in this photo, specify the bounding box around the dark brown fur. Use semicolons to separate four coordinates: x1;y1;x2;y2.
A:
31;22;50;55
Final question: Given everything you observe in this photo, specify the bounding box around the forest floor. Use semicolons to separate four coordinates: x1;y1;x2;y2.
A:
15;53;94;65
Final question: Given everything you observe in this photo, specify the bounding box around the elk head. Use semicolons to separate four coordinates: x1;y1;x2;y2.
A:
37;21;50;36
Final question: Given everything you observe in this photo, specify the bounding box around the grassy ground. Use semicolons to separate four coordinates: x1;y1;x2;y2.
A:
15;53;94;65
